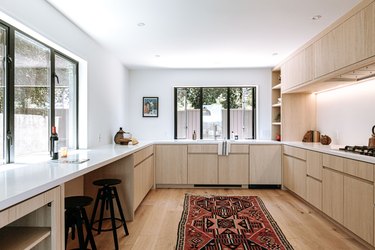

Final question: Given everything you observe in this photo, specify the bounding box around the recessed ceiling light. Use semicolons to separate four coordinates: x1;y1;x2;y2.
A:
155;54;161;58
312;15;322;21
272;53;279;56
137;22;145;27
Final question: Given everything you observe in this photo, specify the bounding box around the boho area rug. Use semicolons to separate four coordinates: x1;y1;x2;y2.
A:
176;194;293;250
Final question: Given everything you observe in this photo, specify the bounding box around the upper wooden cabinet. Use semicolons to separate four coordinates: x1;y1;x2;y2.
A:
314;7;367;78
279;1;375;92
281;45;314;92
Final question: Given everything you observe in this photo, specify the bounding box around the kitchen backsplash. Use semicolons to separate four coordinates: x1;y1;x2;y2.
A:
316;78;375;146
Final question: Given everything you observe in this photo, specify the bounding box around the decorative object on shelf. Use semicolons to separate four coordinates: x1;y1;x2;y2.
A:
176;194;293;250
368;125;375;149
143;97;159;117
276;134;281;141
274;113;281;122
320;135;332;145
114;127;131;145
302;130;320;142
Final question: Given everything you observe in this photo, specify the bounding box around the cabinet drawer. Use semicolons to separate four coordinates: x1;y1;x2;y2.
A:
134;146;153;166
283;145;306;160
307;150;322;180
344;159;373;182
306;176;322;210
188;144;218;154
230;144;249;154
323;154;344;172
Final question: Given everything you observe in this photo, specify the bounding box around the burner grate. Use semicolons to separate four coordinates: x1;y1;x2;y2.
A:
339;145;375;157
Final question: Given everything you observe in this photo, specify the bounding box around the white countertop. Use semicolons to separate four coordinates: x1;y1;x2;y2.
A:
283;141;375;164
0;141;153;211
1;139;373;211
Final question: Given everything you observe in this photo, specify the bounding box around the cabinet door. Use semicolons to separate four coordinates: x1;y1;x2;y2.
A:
250;145;281;184
344;175;374;245
307;150;322;180
306;176;322;210
133;165;143;210
218;154;248;184
281;45;314;91
142;156;154;197
188;154;218;184
364;2;375;59
293;158;307;199
155;145;187;184
314;9;366;78
322;168;344;224
283;155;294;190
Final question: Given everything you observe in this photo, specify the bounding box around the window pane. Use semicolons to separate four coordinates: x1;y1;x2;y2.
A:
0;27;6;163
14;32;51;157
176;87;200;139
55;54;77;149
202;88;227;140
229;87;254;139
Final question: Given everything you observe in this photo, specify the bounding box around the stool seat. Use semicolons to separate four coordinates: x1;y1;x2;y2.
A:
93;178;121;187
65;196;93;209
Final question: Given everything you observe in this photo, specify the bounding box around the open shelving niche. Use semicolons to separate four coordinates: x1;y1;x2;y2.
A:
0;186;62;250
271;70;281;141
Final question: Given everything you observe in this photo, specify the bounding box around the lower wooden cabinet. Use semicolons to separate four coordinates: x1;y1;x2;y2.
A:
293;158;307;199
344;175;374;245
218;154;249;184
155;145;188;184
306;176;322;210
134;155;154;209
322;167;344;224
250;145;281;185
283;155;294;190
188;154;218;184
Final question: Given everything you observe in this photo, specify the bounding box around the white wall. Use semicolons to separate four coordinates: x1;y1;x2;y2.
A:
128;68;272;140
0;0;130;148
316;79;375;146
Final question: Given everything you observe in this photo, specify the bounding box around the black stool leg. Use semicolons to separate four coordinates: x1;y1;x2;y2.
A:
65;213;69;249
76;210;85;249
108;190;119;250
82;207;97;250
90;187;103;228
97;190;106;234
113;187;129;235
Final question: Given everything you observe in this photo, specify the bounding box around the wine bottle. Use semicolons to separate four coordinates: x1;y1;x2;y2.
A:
50;126;59;160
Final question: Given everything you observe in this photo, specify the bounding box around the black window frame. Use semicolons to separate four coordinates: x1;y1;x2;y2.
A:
174;86;257;140
0;19;79;164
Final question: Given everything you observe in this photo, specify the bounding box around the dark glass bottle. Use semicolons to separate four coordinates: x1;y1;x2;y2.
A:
50;126;59;160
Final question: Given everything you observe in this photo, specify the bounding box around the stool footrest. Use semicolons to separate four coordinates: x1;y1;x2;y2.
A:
91;218;124;232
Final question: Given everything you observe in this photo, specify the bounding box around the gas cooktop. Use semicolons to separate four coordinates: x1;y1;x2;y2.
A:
339;145;375;157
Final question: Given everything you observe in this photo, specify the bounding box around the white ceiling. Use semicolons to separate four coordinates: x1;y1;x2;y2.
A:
46;0;360;69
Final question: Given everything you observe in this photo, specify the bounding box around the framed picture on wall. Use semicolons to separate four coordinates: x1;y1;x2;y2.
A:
143;97;159;117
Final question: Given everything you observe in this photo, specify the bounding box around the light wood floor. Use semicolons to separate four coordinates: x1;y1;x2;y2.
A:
67;188;372;249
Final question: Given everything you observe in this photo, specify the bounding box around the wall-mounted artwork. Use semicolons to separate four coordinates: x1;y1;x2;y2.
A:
143;97;159;117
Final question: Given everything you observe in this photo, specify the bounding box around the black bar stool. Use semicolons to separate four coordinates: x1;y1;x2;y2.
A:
65;196;96;250
89;179;129;250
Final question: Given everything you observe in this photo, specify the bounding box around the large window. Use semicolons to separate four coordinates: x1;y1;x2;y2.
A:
0;21;78;164
175;86;256;140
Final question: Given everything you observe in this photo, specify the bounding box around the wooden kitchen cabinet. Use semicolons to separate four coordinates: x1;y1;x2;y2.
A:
218;144;249;185
155;145;188;184
343;175;374;245
364;2;375;59
322;167;344;224
293;157;307;199
281;45;314;91
188;154;218;184
314;6;366;78
134;147;154;210
283;155;294;190
306;150;322;209
250;145;281;185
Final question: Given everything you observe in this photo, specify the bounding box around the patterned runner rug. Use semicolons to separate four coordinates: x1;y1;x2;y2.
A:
176;194;294;250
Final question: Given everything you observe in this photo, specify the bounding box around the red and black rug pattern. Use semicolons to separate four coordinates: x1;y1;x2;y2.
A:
176;194;293;250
